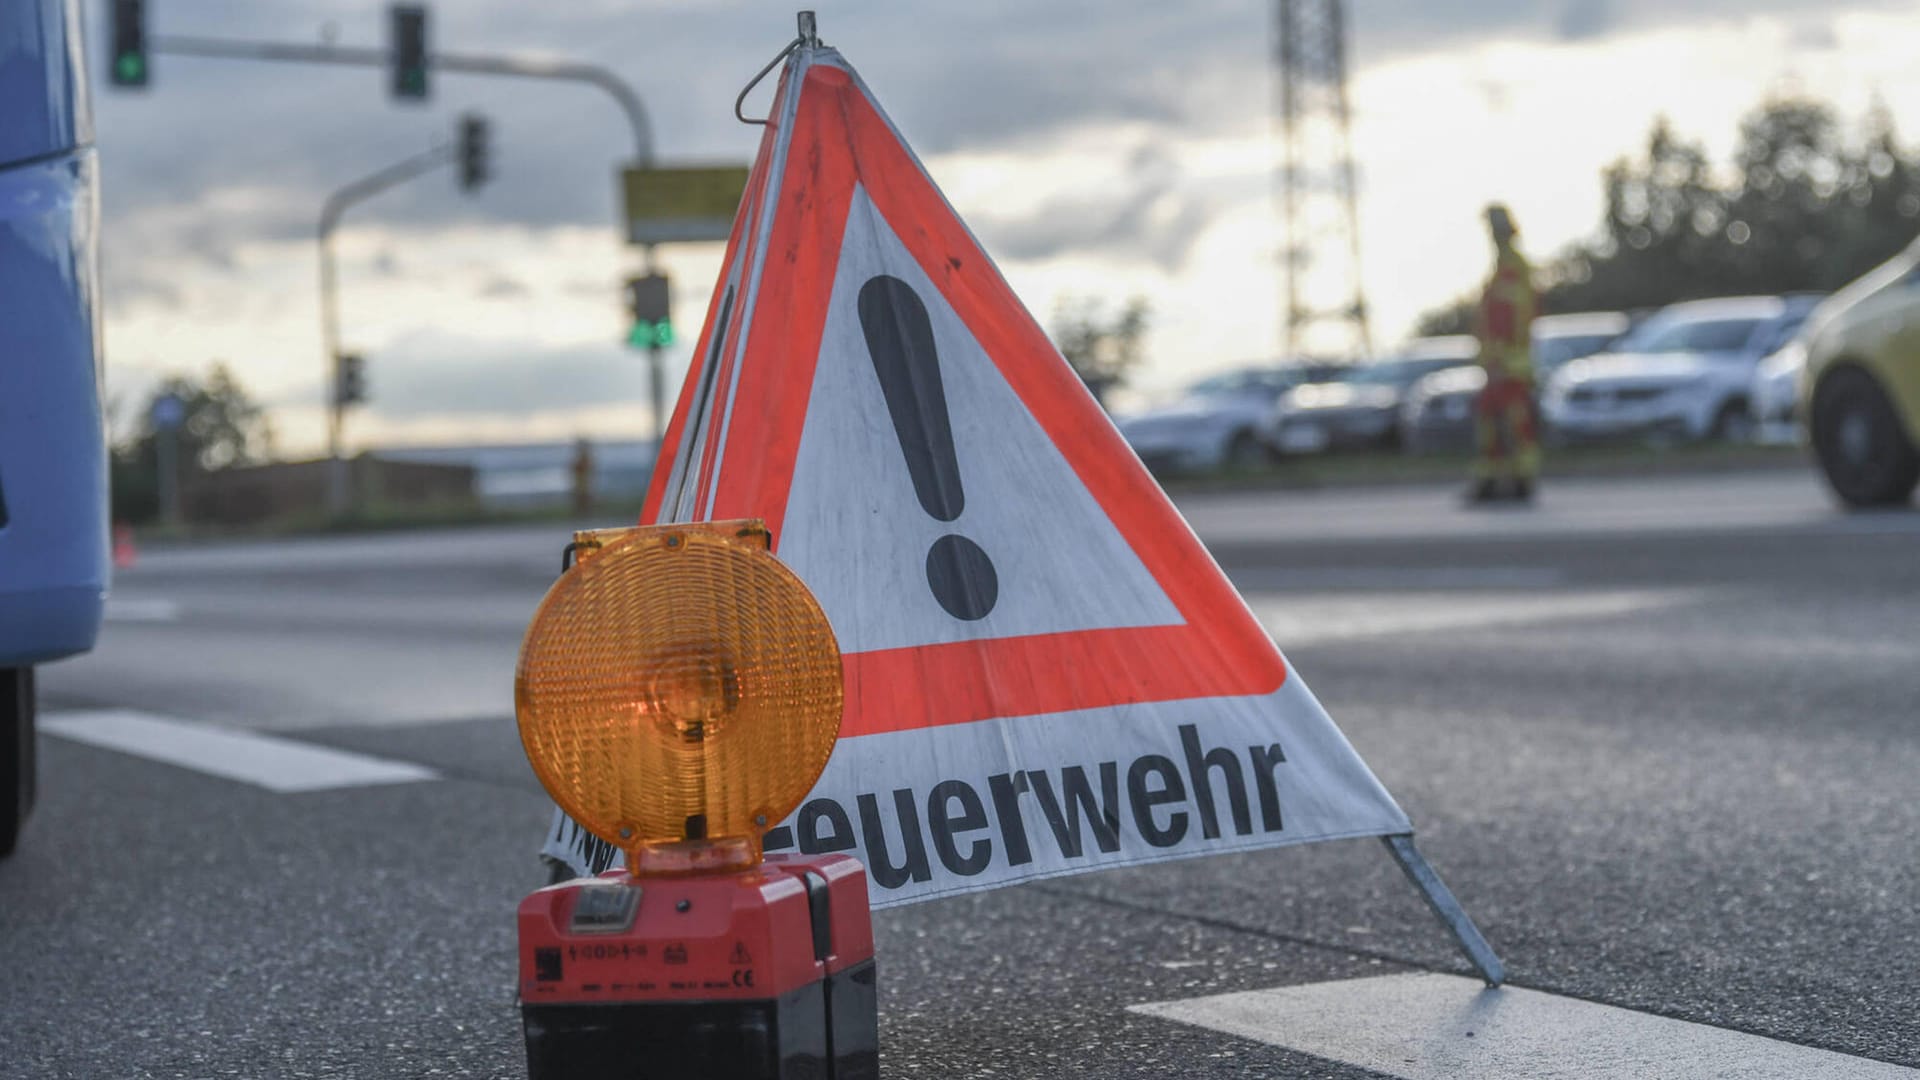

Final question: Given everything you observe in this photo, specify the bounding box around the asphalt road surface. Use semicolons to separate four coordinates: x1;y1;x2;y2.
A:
6;468;1918;1078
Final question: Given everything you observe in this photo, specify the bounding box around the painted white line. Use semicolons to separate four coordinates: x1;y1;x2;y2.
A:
1250;588;1698;646
41;709;438;793
1131;973;1919;1079
1237;567;1569;590
103;597;181;623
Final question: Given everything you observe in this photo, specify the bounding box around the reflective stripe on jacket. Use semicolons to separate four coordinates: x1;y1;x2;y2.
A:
1475;246;1535;378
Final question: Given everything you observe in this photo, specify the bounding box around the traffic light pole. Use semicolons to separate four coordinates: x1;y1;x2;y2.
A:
319;145;453;516
148;34;671;441
147;36;655;169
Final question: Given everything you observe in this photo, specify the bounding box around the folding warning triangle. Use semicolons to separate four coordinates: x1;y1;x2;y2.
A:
546;25;1501;985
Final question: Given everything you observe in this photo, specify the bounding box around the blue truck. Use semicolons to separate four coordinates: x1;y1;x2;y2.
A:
1;0;108;856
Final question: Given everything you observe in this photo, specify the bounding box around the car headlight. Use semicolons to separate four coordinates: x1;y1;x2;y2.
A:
1760;341;1807;381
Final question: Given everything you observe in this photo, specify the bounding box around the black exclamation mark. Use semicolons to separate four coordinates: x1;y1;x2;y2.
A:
858;274;999;621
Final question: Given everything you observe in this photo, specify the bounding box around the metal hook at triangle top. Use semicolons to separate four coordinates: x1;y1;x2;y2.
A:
735;11;822;126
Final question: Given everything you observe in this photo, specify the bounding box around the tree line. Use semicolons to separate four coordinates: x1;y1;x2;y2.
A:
112;363;272;523
1420;96;1920;335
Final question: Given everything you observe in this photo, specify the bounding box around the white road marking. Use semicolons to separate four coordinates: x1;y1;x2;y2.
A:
1250;588;1699;646
1232;567;1567;590
1131;973;1919;1079
41;709;438;793
1175;472;1905;546
103;597;181;623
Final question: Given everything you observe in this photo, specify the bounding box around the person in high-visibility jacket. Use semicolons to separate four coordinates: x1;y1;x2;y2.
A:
1469;204;1540;503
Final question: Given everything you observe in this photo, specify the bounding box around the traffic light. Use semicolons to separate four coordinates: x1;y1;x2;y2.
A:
335;354;368;407
457;114;490;193
625;274;672;349
109;0;149;88
389;4;428;101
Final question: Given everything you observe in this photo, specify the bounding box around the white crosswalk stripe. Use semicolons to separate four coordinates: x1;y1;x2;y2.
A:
1132;973;1919;1079
41;709;439;793
1250;588;1700;646
103;596;182;623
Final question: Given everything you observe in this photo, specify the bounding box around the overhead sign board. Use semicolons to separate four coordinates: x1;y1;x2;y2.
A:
622;164;751;245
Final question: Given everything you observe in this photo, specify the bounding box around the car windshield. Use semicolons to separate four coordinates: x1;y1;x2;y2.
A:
1184;368;1322;399
1344;357;1466;387
1619;315;1767;354
1188;371;1279;397
1752;313;1810;355
1535;333;1616;370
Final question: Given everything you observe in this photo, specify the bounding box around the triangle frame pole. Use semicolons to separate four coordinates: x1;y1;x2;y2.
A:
1382;834;1504;986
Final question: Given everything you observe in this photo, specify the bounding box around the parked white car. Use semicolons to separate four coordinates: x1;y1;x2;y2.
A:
1749;337;1811;444
1115;364;1342;472
1542;296;1820;444
1532;311;1632;380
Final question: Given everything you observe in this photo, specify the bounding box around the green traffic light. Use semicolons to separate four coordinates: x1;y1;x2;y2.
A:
628;321;674;348
114;52;145;84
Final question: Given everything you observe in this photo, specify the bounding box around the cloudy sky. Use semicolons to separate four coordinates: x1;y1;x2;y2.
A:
93;0;1920;454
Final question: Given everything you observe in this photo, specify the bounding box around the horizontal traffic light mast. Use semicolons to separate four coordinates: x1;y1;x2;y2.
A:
111;3;696;449
110;10;654;169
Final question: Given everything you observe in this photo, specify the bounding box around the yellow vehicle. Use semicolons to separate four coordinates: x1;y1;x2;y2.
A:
1801;235;1920;506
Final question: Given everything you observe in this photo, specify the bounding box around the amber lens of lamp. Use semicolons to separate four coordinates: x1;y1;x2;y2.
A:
515;528;843;873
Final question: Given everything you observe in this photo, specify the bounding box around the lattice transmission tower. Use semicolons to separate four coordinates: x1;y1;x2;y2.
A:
1273;0;1372;360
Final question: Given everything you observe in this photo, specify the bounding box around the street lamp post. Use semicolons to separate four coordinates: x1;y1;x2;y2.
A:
149;393;186;528
318;144;453;516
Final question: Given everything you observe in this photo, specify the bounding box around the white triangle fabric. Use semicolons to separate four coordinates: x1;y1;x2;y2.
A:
780;185;1181;653
542;43;1414;906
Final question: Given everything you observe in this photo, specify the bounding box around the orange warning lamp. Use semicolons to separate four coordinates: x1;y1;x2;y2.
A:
515;520;843;877
514;518;878;1080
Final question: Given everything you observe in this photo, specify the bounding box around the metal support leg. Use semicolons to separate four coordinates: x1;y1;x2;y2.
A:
1382;834;1505;987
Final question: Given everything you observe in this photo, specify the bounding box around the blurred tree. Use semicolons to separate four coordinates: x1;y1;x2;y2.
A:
1824;99;1920;284
1416;295;1475;337
1722;98;1847;293
1052;295;1150;410
1419;97;1920;329
111;363;274;522
1591;117;1724;305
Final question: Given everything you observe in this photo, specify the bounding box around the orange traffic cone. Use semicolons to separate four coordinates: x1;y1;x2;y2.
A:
112;523;137;569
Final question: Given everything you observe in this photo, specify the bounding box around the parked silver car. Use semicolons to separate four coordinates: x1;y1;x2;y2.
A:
1399;312;1630;454
1532;311;1633;379
1749;336;1814;444
1542;296;1820;444
1266;337;1478;455
1116;364;1343;472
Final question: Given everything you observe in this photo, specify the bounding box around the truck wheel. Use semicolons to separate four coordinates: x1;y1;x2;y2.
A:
1811;368;1920;507
1;667;35;858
